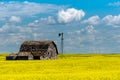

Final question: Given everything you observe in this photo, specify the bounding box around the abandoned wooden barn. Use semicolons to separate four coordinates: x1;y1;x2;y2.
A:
6;40;58;60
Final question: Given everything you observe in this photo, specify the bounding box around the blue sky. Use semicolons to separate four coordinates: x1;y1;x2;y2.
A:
0;0;120;53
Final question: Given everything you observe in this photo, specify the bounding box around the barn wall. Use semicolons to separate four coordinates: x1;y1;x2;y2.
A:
17;52;31;56
47;43;57;59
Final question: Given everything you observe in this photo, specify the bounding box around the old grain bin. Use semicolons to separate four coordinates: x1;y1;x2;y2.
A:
6;40;58;60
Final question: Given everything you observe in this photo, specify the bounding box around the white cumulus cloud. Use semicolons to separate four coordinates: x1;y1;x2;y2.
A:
102;15;120;27
28;16;56;27
9;16;21;23
82;15;100;25
40;16;56;24
58;8;85;23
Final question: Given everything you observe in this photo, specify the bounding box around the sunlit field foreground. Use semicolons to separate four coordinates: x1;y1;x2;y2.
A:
0;54;120;80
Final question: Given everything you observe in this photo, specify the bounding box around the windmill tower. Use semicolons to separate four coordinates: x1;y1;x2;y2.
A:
58;33;64;54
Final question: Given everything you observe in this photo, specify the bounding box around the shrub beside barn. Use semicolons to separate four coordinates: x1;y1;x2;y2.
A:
6;40;58;60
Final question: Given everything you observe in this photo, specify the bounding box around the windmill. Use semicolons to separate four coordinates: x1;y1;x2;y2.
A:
58;33;64;54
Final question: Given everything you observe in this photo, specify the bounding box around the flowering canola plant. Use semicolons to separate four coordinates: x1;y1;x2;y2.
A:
0;54;120;80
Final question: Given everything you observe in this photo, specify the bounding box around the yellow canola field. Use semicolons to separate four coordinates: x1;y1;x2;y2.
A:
0;54;120;80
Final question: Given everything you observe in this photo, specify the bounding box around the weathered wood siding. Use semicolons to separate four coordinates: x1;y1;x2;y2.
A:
6;40;58;60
